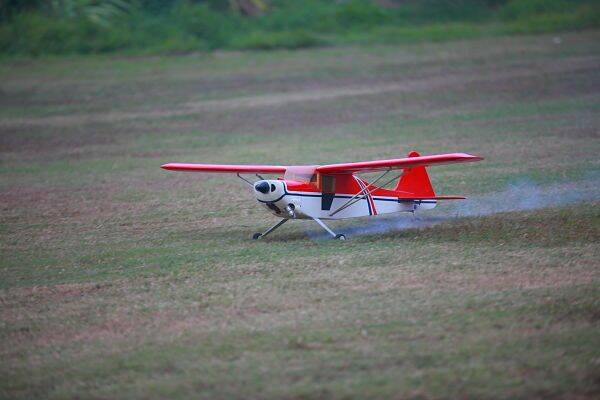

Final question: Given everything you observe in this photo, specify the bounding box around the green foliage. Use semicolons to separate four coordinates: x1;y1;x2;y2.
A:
0;0;599;56
0;0;43;21
252;0;338;32
360;23;490;44
112;11;208;53
230;30;324;50
500;0;577;20
335;0;392;29
49;0;136;27
0;13;94;55
171;2;239;49
390;0;497;24
502;0;600;33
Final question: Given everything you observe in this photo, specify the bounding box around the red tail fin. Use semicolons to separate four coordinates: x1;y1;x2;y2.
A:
395;151;435;196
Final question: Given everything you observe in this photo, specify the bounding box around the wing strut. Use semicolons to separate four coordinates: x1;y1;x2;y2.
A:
237;173;254;187
329;169;402;217
237;173;269;187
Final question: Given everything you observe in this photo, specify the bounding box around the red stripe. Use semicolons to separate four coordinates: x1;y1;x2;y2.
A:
357;178;377;215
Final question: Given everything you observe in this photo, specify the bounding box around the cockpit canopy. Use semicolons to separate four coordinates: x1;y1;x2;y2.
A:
283;166;317;183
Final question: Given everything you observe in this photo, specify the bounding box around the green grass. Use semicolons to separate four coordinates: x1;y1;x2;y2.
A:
0;32;599;399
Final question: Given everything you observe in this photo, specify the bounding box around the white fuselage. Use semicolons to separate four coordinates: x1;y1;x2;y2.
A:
253;180;436;220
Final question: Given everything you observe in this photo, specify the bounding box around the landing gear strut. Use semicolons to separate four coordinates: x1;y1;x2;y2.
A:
252;217;346;241
252;218;288;240
313;218;346;240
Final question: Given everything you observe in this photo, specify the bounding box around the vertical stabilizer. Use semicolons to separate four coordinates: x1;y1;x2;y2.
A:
395;151;435;197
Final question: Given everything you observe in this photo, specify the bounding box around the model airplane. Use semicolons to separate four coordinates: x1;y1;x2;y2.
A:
161;151;483;240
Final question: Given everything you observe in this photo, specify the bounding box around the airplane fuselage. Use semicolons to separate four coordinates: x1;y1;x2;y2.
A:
253;179;436;220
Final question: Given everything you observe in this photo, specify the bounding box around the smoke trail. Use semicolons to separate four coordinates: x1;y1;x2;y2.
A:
304;174;600;240
453;174;599;218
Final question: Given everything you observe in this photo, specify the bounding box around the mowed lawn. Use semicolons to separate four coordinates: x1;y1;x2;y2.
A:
1;32;599;399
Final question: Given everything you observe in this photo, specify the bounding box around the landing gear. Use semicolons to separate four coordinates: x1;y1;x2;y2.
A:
252;217;346;241
252;218;288;240
313;218;347;240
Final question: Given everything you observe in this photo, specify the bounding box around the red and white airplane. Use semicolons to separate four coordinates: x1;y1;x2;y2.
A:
161;151;483;240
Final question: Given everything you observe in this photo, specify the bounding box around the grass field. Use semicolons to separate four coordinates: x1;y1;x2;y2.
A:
1;31;599;399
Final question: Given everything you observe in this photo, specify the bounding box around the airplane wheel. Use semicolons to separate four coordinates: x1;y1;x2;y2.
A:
335;234;347;241
252;233;262;240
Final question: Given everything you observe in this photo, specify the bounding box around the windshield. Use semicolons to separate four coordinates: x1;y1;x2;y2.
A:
284;166;317;183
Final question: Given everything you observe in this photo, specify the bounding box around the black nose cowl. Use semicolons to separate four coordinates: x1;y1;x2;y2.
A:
254;181;270;194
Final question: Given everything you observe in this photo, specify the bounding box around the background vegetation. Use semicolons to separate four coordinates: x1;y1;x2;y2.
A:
1;0;599;56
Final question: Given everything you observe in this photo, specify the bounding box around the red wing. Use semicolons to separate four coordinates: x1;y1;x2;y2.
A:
161;163;287;174
316;153;483;174
162;153;482;175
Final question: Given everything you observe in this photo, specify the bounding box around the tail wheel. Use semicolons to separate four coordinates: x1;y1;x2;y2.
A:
252;233;262;240
335;234;347;241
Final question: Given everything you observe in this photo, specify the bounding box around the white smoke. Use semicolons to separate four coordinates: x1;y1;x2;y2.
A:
304;173;600;240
